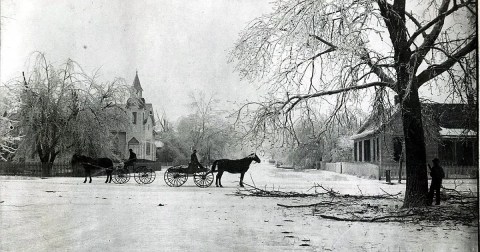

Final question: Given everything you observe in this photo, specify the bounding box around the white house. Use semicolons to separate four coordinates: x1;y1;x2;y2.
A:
112;71;156;161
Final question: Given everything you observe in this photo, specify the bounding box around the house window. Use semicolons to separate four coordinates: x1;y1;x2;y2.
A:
358;141;363;162
146;141;151;155
439;140;455;164
364;139;371;162
376;138;380;161
459;140;476;165
132;112;137;124
372;139;376;161
354;142;358;161
440;139;478;166
393;137;402;162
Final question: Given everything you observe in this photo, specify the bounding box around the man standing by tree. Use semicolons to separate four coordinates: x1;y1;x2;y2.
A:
428;158;445;205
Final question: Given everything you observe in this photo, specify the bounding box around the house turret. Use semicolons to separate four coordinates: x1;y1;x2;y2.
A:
132;70;143;98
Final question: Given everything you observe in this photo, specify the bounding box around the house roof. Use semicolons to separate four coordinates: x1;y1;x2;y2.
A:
128;137;140;144
422;103;477;130
351;105;400;140
133;71;143;92
439;127;477;138
351;103;477;140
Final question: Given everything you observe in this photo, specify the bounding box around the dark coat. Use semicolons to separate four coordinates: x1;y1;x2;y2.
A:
430;164;445;181
129;151;137;161
191;152;199;164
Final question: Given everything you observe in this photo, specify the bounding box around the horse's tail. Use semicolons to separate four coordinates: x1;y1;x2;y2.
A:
210;160;218;172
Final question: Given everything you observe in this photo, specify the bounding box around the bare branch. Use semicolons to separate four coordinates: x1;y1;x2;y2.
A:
416;37;477;86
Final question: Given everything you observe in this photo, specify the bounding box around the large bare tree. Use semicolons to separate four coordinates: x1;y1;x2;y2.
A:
14;53;130;176
177;92;236;163
230;0;477;207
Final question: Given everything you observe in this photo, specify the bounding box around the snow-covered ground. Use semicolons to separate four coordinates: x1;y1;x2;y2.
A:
1;162;477;251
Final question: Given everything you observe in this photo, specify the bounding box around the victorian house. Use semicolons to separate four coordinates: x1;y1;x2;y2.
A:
112;72;156;161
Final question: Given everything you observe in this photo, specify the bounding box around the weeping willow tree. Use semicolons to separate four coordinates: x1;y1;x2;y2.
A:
14;52;130;176
230;0;476;207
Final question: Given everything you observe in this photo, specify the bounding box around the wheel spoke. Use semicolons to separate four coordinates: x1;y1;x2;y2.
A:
194;171;213;188
164;168;187;187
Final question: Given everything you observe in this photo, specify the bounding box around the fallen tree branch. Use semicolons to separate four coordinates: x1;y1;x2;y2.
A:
319;213;417;222
233;182;477;226
277;202;335;208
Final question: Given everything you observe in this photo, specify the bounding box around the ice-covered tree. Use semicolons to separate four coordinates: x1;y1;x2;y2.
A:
0;85;22;161
14;53;130;176
176;92;236;163
230;0;476;207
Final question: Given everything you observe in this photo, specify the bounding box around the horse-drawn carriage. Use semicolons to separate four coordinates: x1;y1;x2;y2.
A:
113;162;156;184
71;154;156;184
163;153;261;188
163;163;214;188
72;152;261;187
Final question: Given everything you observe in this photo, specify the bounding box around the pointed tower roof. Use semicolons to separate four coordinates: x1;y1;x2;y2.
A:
133;71;143;92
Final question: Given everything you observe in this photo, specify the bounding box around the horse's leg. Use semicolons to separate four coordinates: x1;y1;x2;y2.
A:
89;169;92;183
239;172;245;187
216;171;224;187
105;170;112;183
84;168;88;183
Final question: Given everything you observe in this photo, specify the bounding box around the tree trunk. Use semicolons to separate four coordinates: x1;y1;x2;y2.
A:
401;87;429;207
39;150;57;177
41;162;53;177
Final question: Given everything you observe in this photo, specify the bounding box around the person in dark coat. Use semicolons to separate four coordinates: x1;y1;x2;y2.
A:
125;149;137;168
428;158;445;205
190;149;205;170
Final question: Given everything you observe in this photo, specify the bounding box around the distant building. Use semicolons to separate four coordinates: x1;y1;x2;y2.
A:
112;71;156;161
351;102;478;168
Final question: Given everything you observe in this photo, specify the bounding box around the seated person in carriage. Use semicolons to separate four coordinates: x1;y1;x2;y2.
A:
190;149;205;170
124;149;137;168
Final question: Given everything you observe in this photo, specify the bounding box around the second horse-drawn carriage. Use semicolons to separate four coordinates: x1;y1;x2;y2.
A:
163;163;214;188
163;153;261;188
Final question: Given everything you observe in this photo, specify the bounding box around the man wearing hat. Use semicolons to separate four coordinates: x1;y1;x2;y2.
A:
428;158;445;205
190;149;205;170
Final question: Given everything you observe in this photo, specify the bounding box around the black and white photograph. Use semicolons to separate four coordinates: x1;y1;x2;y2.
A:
0;0;478;251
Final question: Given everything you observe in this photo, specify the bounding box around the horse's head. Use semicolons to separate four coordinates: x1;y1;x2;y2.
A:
71;154;80;165
249;153;261;163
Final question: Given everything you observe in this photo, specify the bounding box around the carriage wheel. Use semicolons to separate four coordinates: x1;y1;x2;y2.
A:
113;168;130;184
134;166;154;184
193;171;214;188
142;168;156;184
123;168;131;183
112;169;121;184
164;168;188;187
133;166;146;184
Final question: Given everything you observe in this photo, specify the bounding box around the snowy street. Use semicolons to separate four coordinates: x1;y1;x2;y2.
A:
1;162;477;251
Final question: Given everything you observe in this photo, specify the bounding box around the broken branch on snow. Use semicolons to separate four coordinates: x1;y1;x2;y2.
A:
234;182;478;226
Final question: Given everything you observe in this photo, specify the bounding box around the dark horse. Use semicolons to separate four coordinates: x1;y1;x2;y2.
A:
71;154;114;183
210;153;261;187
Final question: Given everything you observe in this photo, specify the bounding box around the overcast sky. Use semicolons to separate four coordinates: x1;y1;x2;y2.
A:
1;0;272;121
